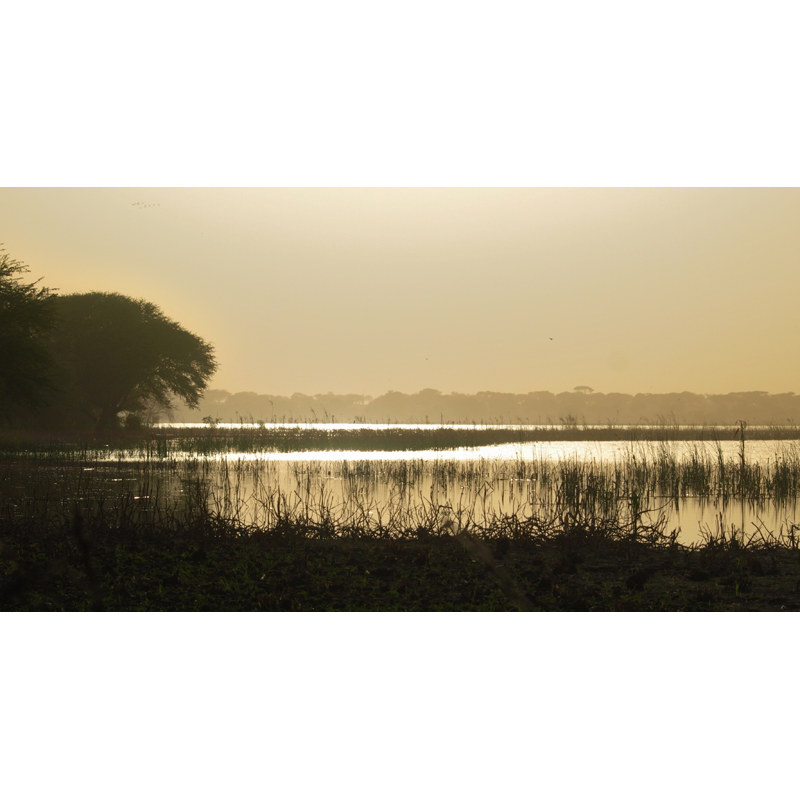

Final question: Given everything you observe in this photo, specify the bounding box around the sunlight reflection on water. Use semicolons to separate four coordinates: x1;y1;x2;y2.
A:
151;440;800;545
15;428;800;546
177;439;798;464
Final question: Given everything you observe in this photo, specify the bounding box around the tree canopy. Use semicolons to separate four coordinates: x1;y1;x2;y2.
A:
53;292;217;428
0;247;57;418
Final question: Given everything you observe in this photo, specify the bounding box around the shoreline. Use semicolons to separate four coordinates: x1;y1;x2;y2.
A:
3;518;799;611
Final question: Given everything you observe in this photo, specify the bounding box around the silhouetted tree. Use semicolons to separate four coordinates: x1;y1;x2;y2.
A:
0;247;57;419
53;292;217;429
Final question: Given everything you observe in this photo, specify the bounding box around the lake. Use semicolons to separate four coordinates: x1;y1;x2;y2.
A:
6;424;796;545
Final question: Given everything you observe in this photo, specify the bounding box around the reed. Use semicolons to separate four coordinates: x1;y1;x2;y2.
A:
4;431;800;547
5;421;800;460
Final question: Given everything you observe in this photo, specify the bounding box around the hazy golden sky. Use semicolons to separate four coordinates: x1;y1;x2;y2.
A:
2;187;798;397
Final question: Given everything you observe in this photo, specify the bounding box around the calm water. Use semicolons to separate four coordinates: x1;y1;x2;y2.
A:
157;421;793;433
106;429;800;543
9;426;800;545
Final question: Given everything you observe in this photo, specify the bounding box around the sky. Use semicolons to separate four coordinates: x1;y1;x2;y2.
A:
2;187;799;398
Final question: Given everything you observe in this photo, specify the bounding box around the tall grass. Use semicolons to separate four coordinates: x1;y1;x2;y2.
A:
4;431;800;545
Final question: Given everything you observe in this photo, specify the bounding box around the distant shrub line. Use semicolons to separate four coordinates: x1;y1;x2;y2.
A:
173;388;800;427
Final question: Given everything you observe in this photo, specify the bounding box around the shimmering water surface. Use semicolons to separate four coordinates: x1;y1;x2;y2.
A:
8;425;800;545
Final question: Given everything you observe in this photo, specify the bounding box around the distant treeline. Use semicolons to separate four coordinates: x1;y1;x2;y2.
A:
172;389;800;426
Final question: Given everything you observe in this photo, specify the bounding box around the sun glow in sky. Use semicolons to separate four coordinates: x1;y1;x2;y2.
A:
2;187;799;397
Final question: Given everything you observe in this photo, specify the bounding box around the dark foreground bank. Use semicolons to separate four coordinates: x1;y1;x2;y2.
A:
3;515;800;611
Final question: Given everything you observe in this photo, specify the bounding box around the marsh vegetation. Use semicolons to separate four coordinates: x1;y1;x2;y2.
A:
4;423;800;542
4;423;800;610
